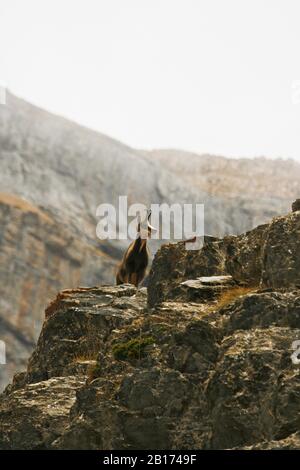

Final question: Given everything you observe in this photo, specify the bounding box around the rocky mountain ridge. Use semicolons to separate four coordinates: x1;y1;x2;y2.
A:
1;90;300;391
0;203;299;449
145;149;300;200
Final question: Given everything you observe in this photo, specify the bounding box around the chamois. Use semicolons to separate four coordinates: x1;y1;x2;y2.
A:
116;210;156;287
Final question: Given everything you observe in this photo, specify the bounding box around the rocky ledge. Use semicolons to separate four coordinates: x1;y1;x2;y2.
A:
0;206;300;449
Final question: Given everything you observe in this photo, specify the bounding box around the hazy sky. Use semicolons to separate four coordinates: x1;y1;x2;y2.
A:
1;0;300;159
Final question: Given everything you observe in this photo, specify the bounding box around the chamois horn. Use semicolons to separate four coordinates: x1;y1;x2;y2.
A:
146;209;157;233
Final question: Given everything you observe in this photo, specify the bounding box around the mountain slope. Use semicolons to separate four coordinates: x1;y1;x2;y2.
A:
0;91;299;391
144;149;300;200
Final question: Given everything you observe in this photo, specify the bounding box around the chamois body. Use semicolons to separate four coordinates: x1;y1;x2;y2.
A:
116;210;156;288
116;237;149;287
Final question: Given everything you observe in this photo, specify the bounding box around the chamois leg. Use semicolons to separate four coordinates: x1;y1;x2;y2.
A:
128;270;146;288
116;272;123;285
129;272;138;287
137;269;146;287
116;268;129;285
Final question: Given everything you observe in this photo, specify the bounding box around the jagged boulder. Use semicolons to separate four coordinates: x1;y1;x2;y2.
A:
26;285;145;383
292;199;300;212
220;290;300;333
148;206;300;308
261;211;300;289
0;376;85;449
53;300;219;450
207;327;300;449
147;225;269;308
147;237;228;306
224;223;268;285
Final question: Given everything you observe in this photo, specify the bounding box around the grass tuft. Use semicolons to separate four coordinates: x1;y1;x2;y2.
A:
216;286;258;309
87;362;102;383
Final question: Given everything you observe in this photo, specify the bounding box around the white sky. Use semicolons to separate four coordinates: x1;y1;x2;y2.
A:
1;0;300;159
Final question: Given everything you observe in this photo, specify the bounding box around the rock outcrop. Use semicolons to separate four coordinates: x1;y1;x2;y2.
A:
261;211;300;289
147;209;300;307
0;207;300;449
0;193;115;390
292;199;300;212
1;91;300;391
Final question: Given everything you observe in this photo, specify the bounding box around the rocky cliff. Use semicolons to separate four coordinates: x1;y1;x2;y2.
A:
1;92;300;391
0;192;115;390
2;91;300;392
0;204;299;449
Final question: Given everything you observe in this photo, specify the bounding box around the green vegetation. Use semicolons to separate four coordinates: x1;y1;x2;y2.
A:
112;336;155;361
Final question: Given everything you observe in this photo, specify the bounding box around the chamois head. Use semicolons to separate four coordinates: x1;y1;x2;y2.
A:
137;209;157;239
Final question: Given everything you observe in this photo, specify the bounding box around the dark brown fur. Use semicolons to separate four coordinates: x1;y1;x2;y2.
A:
116;214;154;287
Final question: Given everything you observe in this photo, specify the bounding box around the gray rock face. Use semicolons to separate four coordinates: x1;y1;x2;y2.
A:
224;223;268;285
0;376;85;449
220;290;300;333
147;237;228;307
148;209;300;307
261;211;300;288
207;327;300;449
0;91;299;392
144;149;300;203
27;285;144;383
292;199;300;212
1;209;300;449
